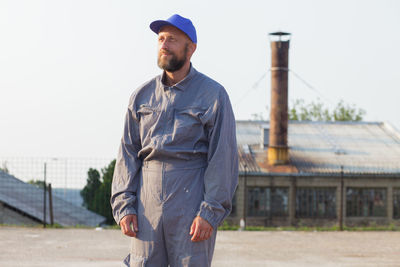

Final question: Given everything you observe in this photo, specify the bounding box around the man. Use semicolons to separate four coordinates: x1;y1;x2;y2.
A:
111;14;238;267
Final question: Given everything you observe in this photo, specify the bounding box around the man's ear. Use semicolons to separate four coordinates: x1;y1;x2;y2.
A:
188;42;197;57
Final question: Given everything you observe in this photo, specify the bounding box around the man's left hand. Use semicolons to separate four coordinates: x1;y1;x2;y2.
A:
189;216;213;242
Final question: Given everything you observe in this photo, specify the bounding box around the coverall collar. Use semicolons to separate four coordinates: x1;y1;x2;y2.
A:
161;64;197;91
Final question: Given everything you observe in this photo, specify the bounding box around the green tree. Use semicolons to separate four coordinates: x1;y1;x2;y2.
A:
28;179;47;188
80;168;101;211
332;100;365;121
81;160;116;225
0;162;9;174
289;99;365;122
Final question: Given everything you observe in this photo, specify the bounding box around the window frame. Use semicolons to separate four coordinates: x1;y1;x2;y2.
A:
346;187;387;217
247;186;289;217
295;187;337;219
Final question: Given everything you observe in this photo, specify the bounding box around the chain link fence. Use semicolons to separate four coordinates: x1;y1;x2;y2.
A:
0;157;114;227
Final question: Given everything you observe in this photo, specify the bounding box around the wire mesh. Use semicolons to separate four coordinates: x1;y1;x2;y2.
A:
0;157;114;227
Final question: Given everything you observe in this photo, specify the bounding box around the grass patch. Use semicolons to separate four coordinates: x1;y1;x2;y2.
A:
103;224;120;230
3;222;400;231
0;223;64;228
0;223;117;229
217;221;400;231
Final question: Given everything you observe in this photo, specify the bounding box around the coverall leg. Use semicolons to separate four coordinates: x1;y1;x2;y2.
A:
125;161;216;267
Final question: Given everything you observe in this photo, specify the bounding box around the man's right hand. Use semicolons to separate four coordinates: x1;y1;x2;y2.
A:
120;214;138;237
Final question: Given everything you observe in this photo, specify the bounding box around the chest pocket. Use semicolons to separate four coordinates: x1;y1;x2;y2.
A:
137;105;160;130
172;107;206;141
174;107;205;127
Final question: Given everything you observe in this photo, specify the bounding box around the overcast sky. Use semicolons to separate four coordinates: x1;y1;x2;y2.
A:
1;0;399;158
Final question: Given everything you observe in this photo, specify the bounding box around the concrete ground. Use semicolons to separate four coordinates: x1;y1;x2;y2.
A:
1;226;400;266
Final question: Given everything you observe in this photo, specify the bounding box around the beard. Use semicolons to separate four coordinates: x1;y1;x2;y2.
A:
157;44;188;72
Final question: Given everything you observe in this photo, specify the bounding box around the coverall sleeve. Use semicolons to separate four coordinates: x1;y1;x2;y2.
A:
197;89;239;229
110;101;142;225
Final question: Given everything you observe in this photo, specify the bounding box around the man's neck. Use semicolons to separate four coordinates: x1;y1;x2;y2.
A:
163;61;191;86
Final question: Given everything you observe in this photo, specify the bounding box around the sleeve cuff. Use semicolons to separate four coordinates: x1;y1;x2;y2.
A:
197;206;220;230
116;208;137;225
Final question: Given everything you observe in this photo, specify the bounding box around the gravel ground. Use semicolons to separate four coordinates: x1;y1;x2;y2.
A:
1;226;400;266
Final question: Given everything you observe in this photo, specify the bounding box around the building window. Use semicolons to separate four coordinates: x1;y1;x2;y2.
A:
346;188;386;217
393;189;400;219
247;187;288;217
296;187;336;218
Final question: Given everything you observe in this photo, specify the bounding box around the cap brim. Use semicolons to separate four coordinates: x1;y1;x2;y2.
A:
150;20;174;34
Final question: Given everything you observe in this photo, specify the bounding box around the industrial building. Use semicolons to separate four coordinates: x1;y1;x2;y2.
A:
229;32;400;227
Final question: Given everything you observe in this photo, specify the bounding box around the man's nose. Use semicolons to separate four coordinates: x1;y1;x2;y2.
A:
160;40;169;50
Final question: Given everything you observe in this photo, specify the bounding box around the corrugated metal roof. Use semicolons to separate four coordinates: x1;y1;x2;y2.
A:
238;145;261;173
0;171;105;226
236;120;400;174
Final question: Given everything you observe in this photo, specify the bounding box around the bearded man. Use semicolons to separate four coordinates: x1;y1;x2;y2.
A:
111;14;238;267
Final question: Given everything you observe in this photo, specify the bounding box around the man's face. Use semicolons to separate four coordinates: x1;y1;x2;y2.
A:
157;25;192;72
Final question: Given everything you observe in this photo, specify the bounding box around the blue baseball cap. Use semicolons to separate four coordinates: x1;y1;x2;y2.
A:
150;14;197;44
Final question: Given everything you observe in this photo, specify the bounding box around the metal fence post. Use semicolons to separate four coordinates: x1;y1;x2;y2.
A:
339;165;344;231
48;183;54;226
43;162;47;228
243;165;248;230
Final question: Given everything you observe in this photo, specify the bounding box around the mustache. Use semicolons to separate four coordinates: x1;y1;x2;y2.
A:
159;49;173;55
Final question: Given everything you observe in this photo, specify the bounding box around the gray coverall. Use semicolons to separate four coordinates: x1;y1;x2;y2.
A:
111;65;238;267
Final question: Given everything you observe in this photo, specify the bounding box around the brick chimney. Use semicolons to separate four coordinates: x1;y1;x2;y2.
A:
267;32;291;165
